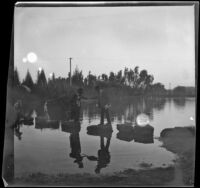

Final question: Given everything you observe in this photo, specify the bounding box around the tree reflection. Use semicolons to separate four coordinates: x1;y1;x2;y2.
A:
173;98;186;108
82;97;167;125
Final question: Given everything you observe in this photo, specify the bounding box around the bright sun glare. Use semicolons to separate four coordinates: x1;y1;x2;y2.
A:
22;57;27;63
136;113;150;127
27;52;37;63
38;67;42;72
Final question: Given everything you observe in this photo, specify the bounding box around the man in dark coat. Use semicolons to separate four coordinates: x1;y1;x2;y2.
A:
70;88;83;122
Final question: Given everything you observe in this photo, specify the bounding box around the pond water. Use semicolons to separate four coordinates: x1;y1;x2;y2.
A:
14;97;196;177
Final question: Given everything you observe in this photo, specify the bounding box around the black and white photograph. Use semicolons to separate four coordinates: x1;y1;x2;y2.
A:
3;1;198;187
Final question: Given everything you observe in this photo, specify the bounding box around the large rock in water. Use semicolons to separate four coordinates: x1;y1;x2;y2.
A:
116;123;154;144
116;123;134;133
133;124;154;144
160;128;173;138
19;117;34;125
116;131;135;142
35;118;59;129
61;121;81;133
160;126;195;138
87;124;113;137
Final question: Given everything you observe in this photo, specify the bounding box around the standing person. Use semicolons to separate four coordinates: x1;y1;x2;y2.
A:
95;85;111;126
14;100;23;124
44;101;50;120
70;88;83;122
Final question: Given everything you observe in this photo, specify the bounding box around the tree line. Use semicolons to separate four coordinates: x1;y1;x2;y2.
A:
13;66;195;99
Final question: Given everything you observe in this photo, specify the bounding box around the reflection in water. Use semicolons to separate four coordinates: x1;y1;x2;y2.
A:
87;124;113;137
61;121;81;134
173;98;186;108
21;118;34;126
14;96;194;177
82;97;185;127
116;123;154;144
95;133;112;174
146;97;167;111
43;101;70;121
32;96;187;133
86;97;168;124
86;124;112;174
69;123;83;169
35;119;59;130
82;102;99;123
61;122;84;168
21;97;178;128
14;123;23;140
14;111;34;140
116;131;134;142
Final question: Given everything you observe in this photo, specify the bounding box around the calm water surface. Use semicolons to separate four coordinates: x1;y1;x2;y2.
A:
14;97;195;177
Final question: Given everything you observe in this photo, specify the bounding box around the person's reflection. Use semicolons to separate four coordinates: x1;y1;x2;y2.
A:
14;123;23;140
69;124;83;168
95;133;112;174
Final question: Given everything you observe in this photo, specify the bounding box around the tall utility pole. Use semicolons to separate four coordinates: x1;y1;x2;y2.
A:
69;57;72;86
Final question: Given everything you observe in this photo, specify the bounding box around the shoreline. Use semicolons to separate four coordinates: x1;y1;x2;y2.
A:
10;126;195;186
159;126;195;186
12;166;175;186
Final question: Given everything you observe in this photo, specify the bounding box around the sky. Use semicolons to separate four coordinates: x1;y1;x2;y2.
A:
14;6;195;89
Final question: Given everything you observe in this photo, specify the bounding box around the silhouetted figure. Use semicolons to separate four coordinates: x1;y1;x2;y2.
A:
69;125;83;168
70;88;83;122
95;85;111;125
14;123;22;140
43;101;50;120
14;100;23;124
95;134;112;174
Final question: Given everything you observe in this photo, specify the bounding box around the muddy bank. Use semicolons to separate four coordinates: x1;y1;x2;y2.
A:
160;126;195;186
13;166;175;186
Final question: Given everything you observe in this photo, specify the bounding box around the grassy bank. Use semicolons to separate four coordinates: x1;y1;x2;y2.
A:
13;166;175;186
160;126;195;186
